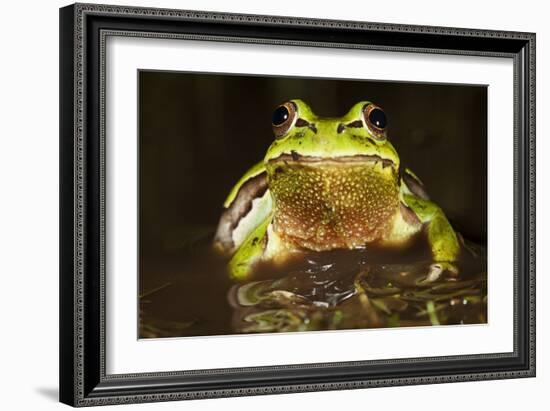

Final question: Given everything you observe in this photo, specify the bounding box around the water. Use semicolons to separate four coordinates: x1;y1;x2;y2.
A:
139;233;487;338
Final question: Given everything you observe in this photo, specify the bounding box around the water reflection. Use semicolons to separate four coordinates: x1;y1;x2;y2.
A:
140;237;486;338
229;246;486;333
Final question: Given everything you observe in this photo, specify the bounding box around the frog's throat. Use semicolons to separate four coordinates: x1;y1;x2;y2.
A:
268;152;395;169
265;157;400;251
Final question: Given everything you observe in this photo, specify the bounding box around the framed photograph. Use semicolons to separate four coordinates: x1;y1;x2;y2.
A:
59;3;536;406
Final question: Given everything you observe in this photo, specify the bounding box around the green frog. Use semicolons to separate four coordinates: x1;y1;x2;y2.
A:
214;100;460;280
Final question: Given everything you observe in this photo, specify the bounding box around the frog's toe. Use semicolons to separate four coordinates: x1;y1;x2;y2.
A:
438;261;459;276
420;262;458;284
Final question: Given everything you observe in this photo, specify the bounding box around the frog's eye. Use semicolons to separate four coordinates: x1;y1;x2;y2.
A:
272;102;297;139
362;104;387;140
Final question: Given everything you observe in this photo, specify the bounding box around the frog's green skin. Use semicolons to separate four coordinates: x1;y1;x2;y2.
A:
214;100;460;280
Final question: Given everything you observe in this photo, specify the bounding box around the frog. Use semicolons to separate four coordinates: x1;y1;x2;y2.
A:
214;99;461;280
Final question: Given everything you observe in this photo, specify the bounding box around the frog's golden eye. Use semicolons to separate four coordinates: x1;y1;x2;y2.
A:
272;102;297;139
362;104;388;140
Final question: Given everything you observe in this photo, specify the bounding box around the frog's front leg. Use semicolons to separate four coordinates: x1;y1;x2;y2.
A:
228;215;272;280
402;193;460;273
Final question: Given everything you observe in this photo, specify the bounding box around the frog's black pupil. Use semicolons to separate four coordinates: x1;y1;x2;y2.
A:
273;106;290;126
368;108;387;129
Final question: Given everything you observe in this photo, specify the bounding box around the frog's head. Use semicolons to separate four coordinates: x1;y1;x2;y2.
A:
264;99;400;170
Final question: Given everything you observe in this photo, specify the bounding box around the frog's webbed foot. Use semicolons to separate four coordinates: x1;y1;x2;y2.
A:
419;262;459;284
433;261;459;275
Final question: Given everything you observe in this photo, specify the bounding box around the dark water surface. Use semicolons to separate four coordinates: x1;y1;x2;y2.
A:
140;233;487;338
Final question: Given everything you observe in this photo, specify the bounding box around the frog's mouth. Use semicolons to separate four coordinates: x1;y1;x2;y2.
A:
269;152;395;169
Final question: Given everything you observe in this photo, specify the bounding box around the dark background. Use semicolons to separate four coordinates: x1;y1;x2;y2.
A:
139;71;487;258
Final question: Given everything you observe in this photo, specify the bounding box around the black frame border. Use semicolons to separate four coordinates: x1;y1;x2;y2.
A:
60;3;535;407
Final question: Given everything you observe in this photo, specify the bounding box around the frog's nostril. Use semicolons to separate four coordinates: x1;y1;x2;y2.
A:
337;124;346;134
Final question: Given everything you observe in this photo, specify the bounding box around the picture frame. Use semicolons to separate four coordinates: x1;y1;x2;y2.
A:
59;2;535;406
